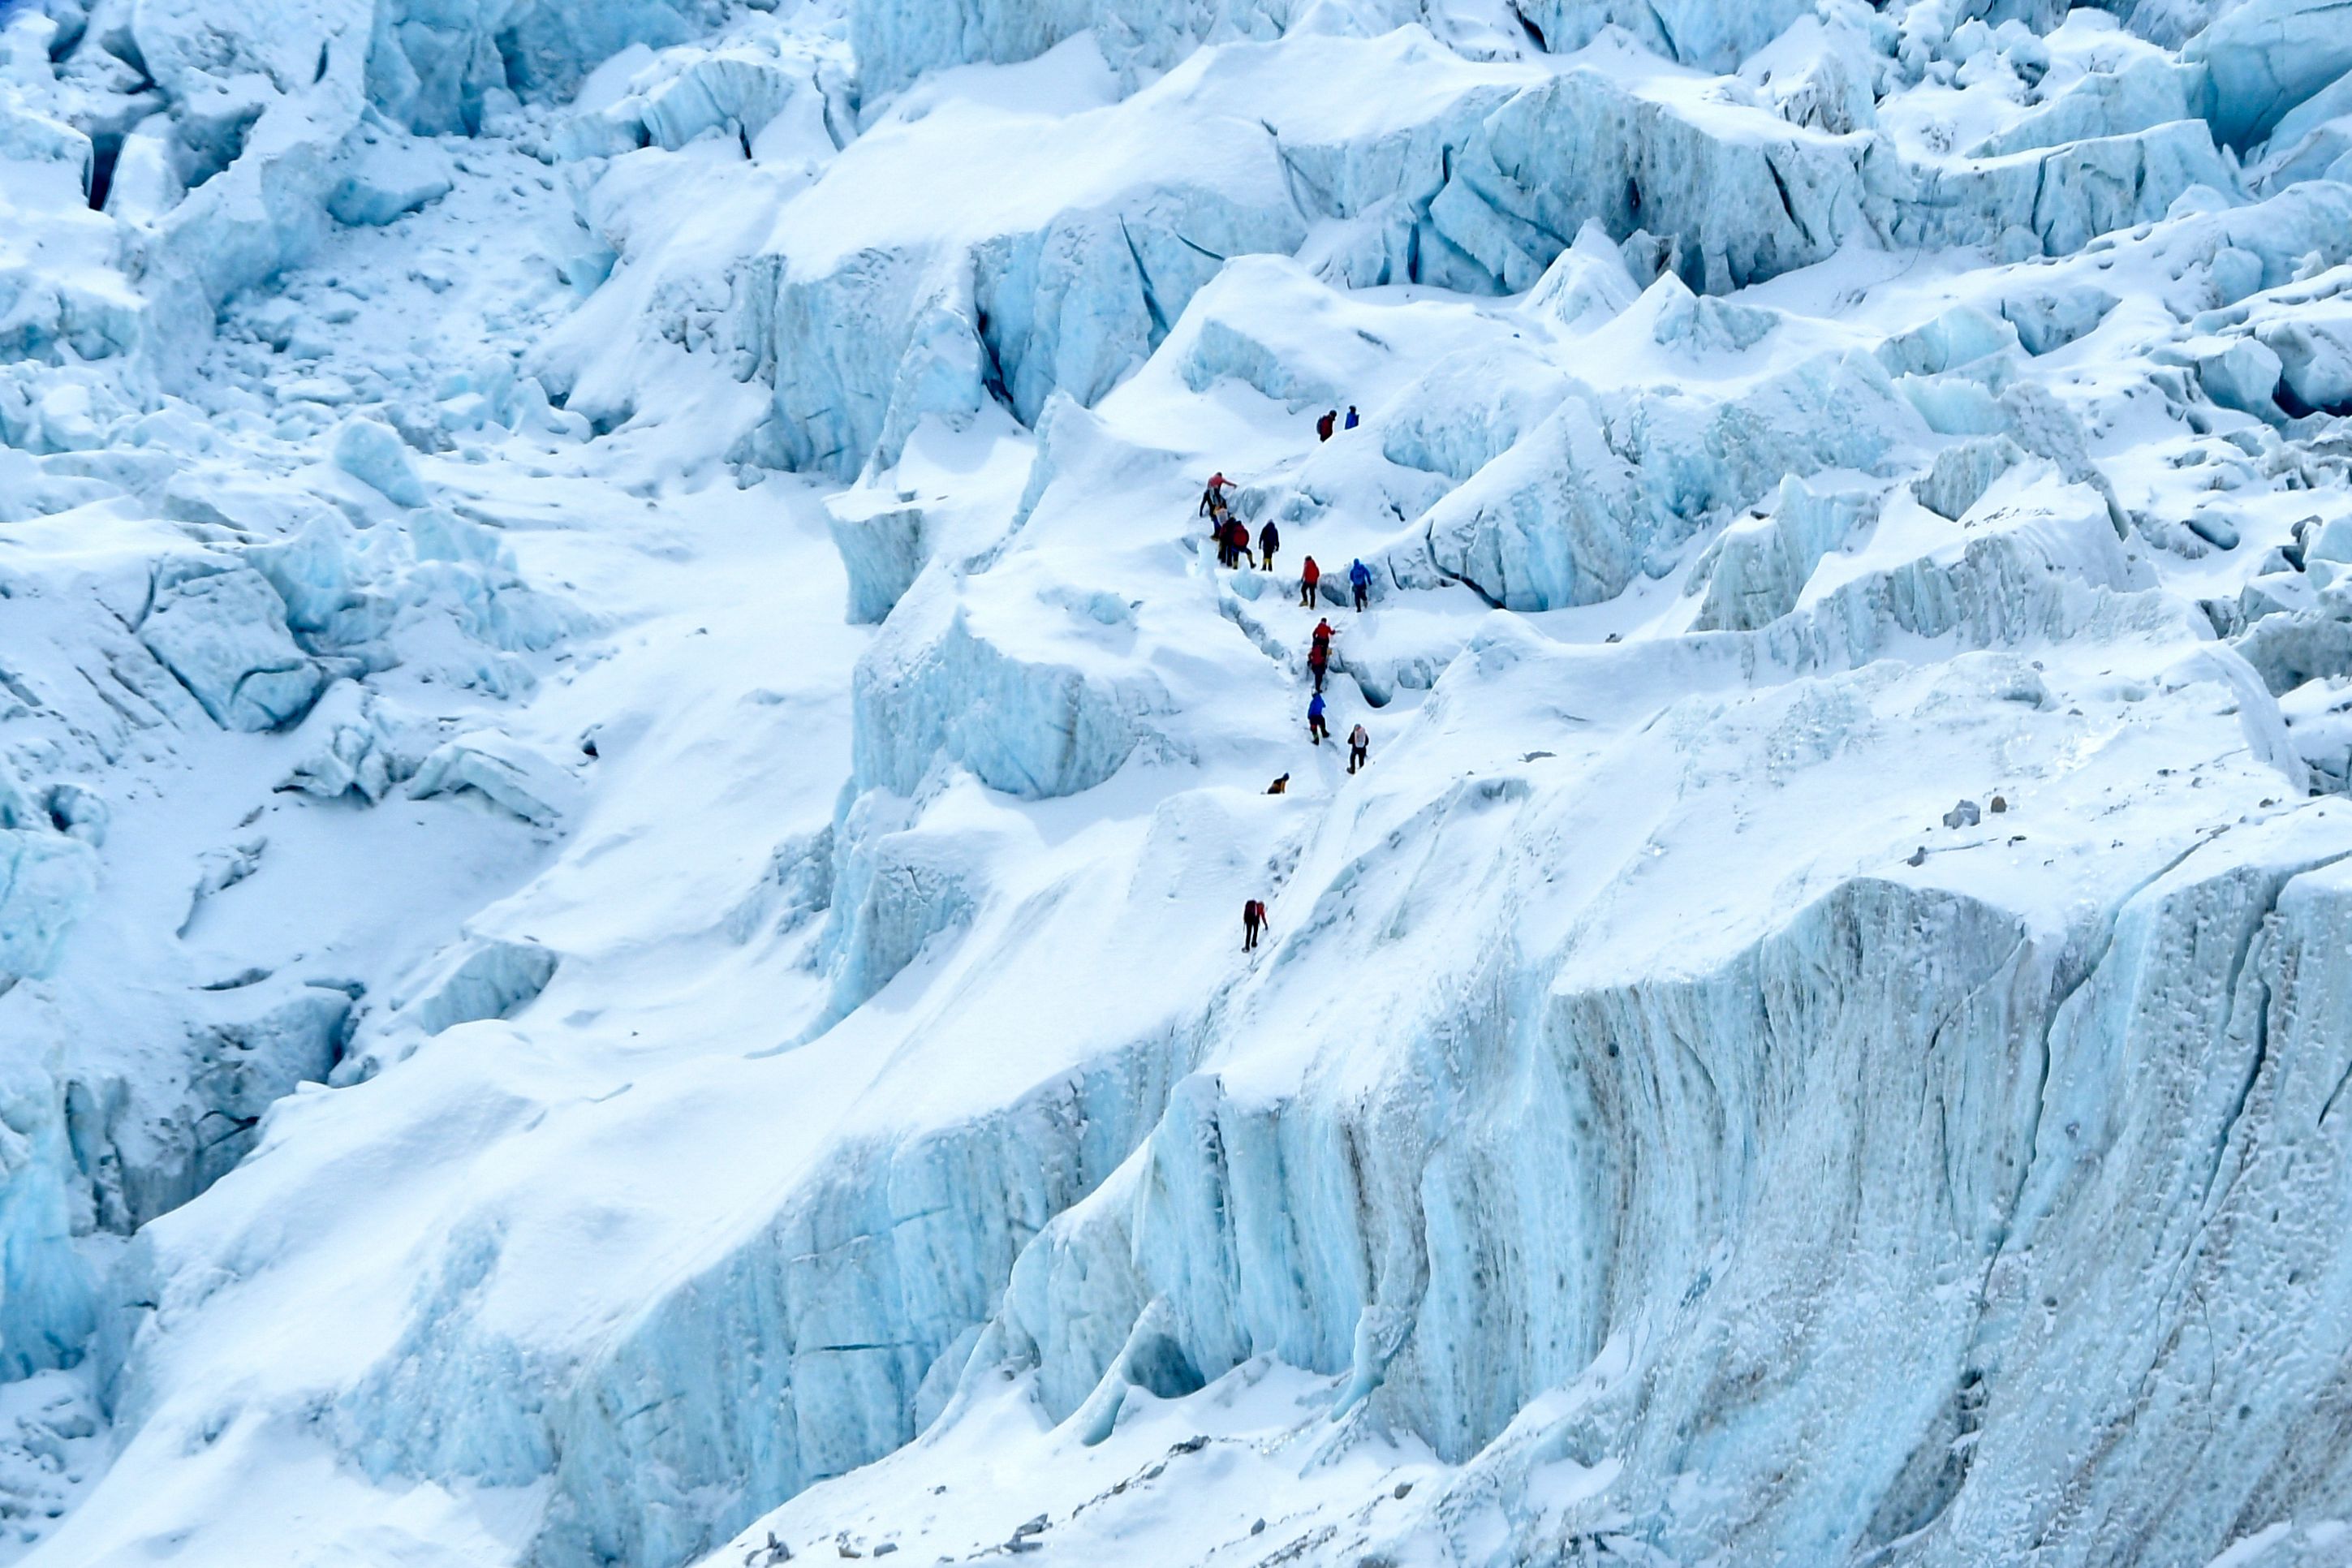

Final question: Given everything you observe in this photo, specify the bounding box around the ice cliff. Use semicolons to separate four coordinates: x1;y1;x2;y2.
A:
8;0;2352;1563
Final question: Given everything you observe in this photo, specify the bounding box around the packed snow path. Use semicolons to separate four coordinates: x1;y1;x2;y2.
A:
9;0;2352;1565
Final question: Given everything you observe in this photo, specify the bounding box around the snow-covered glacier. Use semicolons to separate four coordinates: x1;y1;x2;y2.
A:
10;0;2352;1562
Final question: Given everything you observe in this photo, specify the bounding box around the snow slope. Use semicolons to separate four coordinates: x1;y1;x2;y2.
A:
7;0;2352;1564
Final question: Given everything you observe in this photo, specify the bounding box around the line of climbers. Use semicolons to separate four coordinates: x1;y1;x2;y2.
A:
1201;475;1372;610
1314;405;1359;442
1297;554;1374;611
1208;462;1376;954
1307;693;1372;770
1302;617;1368;770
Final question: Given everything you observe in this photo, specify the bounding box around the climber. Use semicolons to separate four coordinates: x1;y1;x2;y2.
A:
1299;556;1320;607
1259;519;1280;575
1348;722;1369;774
1316;409;1336;442
1343;405;1359;430
1228;517;1256;569
1307;690;1329;744
1243;898;1267;950
1199;472;1231;518
1312;617;1333;651
1307;639;1329;693
1215;520;1234;568
1349;558;1372;611
1205;487;1228;561
1267;773;1290;795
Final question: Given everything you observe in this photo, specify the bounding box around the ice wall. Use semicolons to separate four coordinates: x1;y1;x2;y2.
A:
523;1040;1186;1568
1424;349;1923;610
993;697;2352;1567
698;16;2263;485
0;1058;98;1383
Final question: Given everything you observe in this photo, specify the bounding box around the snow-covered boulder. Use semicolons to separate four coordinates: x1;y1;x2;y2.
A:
407;730;581;828
1375;338;1574;486
137;562;327;732
1876;304;2018;377
1522;220;1641;332
2237;588;2352;693
332;416;429;506
1691;476;1880;633
403;937;561;1036
2256;299;2352;412
827;499;934;626
1911;436;2025;520
278;685;416;802
1645;274;1781;352
1418;391;1648;610
2001;283;2120;355
326;123;455;226
176;986;354;1192
2186;0;2352;148
2280;676;2352;791
103;114;185;226
1174;256;1394;411
2199;334;2288;414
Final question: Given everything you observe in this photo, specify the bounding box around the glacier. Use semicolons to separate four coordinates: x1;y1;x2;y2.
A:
7;0;2352;1563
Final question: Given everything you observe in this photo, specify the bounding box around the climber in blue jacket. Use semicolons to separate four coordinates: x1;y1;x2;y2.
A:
1307;691;1329;744
1349;558;1372;611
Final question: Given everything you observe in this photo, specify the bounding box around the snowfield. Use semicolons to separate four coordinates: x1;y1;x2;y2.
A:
8;0;2352;1563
